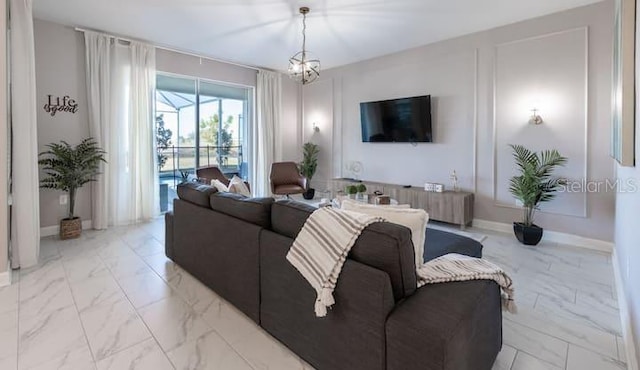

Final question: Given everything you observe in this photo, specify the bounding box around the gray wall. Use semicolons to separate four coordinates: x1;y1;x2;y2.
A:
613;3;640;364
304;1;615;242
33;19;302;228
34;19;91;229
155;49;302;164
156;49;257;88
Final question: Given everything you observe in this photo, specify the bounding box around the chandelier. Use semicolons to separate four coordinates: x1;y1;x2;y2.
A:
288;7;320;85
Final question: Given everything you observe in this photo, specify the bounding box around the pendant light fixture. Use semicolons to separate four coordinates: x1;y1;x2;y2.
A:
288;7;320;85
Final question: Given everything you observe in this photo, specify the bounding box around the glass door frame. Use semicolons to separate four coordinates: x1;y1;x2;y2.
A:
155;71;255;180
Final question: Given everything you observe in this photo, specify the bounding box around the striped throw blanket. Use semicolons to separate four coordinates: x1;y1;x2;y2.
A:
286;207;383;317
417;253;517;313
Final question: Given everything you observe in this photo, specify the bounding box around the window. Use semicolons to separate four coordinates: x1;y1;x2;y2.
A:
155;74;253;211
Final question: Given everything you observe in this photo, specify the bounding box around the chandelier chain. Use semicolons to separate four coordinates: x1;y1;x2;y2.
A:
301;11;307;59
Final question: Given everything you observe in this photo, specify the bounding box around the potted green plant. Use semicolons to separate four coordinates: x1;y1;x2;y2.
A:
508;144;567;246
299;142;319;200
38;138;106;240
346;185;358;199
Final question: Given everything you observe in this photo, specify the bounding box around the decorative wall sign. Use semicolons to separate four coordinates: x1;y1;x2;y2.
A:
43;95;78;116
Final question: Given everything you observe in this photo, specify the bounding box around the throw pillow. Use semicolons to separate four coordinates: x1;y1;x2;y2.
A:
228;175;252;197
210;179;229;193
341;199;429;269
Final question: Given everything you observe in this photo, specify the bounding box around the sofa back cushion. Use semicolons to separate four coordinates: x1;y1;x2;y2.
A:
342;200;429;269
177;182;218;208
271;200;317;238
210;192;274;229
270;200;417;300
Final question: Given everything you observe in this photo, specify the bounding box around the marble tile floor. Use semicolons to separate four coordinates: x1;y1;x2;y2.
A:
0;217;628;370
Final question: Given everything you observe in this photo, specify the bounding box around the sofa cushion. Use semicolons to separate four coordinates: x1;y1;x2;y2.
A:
271;200;316;238
271;200;417;301
386;280;502;370
177;182;218;208
342;200;429;269
424;228;483;262
210;192;274;229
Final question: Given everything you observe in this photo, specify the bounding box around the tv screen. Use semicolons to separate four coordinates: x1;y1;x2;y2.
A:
360;95;432;142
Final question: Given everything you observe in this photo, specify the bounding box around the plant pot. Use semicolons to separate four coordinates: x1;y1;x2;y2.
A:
302;188;316;200
513;222;543;246
356;192;368;202
60;217;82;240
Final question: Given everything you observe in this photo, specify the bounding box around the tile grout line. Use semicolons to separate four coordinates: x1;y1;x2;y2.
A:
509;350;519;370
134;222;258;369
503;316;618;362
102;225;178;370
507;313;626;368
59;237;101;369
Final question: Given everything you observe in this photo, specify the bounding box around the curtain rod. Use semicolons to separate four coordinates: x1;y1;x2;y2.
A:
74;27;262;72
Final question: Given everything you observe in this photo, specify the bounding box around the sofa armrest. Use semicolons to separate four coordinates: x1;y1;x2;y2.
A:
164;211;174;259
386;280;502;370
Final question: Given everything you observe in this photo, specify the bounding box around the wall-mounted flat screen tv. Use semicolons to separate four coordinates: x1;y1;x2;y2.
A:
360;95;432;142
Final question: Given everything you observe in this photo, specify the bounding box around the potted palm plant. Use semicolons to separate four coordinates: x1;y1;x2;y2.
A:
39;138;106;240
299;142;319;200
509;144;567;246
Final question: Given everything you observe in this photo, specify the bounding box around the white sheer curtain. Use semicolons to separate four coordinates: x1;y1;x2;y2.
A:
10;0;40;268
84;32;111;229
85;32;158;227
253;70;281;197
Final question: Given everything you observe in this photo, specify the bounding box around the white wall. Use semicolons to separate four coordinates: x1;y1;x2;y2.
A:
34;19;91;229
305;1;615;242
612;2;640;366
0;0;8;277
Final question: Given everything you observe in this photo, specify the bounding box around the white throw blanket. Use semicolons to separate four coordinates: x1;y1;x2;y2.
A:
417;253;517;313
288;208;517;316
286;207;383;317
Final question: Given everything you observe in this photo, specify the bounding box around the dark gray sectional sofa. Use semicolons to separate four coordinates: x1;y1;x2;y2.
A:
165;182;502;370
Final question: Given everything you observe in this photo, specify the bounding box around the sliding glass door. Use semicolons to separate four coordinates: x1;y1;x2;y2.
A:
155;74;252;212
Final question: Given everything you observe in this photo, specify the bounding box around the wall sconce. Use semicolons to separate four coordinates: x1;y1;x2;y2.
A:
529;108;543;125
312;122;320;132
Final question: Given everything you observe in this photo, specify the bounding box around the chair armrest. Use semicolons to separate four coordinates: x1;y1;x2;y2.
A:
299;176;308;189
386;280;502;370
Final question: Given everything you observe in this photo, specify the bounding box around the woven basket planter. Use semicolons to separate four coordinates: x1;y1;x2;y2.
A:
60;217;82;240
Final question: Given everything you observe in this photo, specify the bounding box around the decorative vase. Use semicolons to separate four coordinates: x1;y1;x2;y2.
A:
60;217;82;240
356;192;368;202
513;222;543;246
302;188;316;200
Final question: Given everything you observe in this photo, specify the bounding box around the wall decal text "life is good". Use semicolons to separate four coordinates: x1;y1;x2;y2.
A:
43;95;78;116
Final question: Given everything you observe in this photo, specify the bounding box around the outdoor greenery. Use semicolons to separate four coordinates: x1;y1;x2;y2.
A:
38;138;106;219
356;184;367;193
299;142;319;187
199;114;234;157
508;144;567;227
156;114;173;170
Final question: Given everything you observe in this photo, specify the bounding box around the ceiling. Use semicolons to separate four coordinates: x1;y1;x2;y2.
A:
33;0;604;71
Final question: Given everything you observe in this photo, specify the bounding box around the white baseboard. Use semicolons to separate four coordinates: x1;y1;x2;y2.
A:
0;266;12;287
40;220;93;237
472;218;613;253
612;250;639;370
